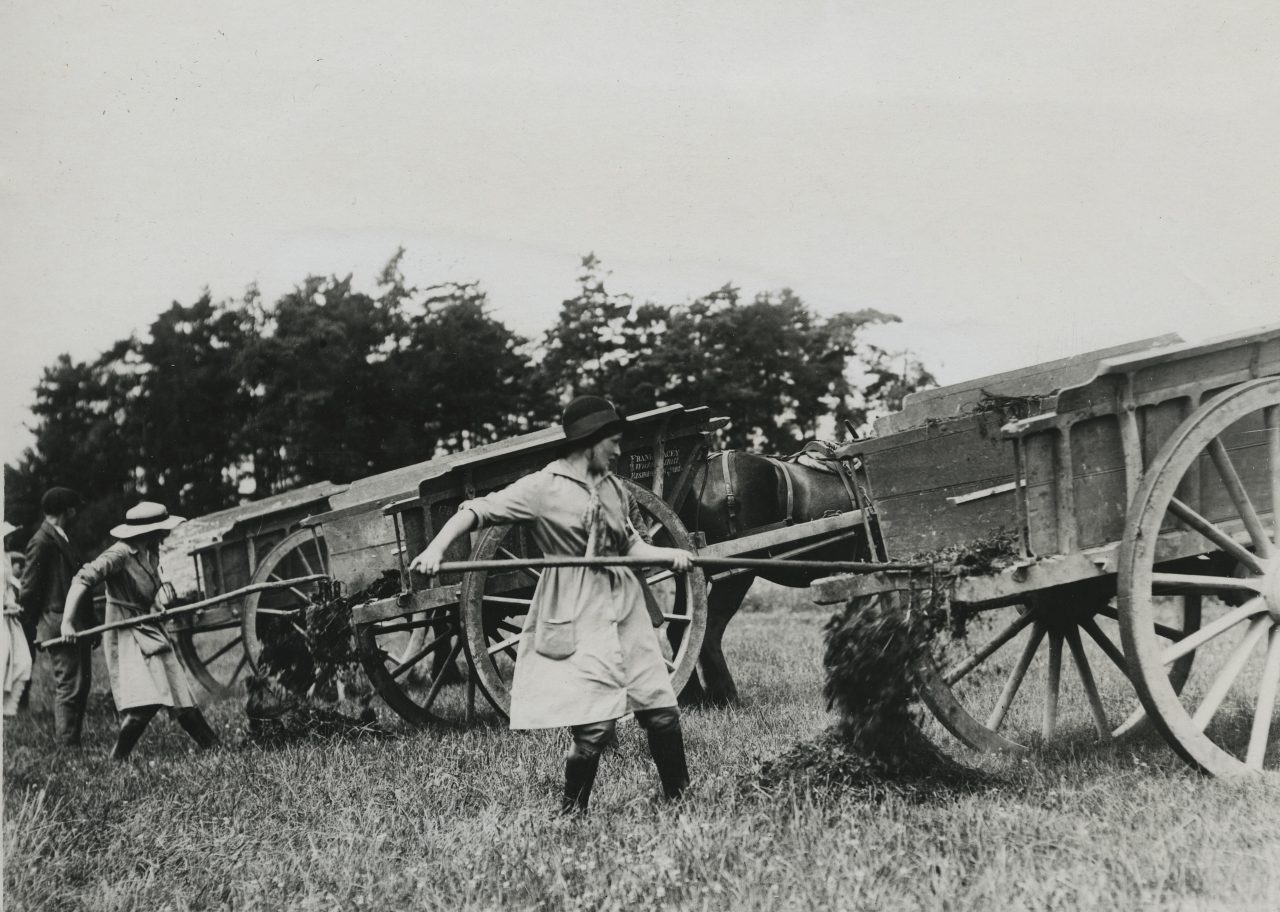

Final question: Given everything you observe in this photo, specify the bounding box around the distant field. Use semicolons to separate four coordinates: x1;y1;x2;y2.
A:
5;589;1280;911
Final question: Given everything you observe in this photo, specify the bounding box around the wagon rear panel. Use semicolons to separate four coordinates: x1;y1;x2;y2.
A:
859;411;1020;557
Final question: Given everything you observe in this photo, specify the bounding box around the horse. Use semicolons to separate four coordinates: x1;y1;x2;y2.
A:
675;446;877;706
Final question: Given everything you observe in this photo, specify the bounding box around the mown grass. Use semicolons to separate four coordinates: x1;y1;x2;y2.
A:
5;590;1280;911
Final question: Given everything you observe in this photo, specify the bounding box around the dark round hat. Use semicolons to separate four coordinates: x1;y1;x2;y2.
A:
562;395;625;444
40;486;82;515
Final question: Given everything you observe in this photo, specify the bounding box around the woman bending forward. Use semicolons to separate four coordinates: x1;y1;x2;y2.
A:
61;502;218;760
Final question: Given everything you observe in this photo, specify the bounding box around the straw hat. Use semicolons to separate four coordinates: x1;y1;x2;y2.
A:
110;501;185;539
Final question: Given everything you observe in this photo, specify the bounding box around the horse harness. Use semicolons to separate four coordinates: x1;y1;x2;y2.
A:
711;444;864;538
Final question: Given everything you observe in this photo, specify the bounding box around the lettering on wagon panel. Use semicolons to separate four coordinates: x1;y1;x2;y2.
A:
627;447;684;481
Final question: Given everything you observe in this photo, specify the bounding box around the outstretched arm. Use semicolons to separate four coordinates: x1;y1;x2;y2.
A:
626;539;693;572
60;580;91;640
408;510;478;576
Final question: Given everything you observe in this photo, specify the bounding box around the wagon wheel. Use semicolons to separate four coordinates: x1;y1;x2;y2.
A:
240;529;331;673
1118;376;1280;775
459;478;708;718
174;607;250;698
353;595;473;728
914;585;1201;754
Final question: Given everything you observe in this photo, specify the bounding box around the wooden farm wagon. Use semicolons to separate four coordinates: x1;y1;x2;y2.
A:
811;323;1280;776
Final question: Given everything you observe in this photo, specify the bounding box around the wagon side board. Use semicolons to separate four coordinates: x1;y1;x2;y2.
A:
850;322;1280;581
1008;323;1280;557
855;410;1023;558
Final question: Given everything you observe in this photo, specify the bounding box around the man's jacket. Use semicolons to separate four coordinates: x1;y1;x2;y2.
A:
19;519;85;641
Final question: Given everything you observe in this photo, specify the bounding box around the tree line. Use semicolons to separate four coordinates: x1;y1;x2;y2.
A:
4;251;933;548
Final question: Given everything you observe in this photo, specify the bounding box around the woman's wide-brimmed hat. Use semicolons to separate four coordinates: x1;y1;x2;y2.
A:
110;501;185;539
562;395;626;444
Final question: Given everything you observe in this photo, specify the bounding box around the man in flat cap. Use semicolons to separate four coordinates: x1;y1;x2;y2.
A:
19;487;90;745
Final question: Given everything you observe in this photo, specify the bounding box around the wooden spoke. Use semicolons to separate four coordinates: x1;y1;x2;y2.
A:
422;640;465;711
253;607;302;618
1064;626;1112;740
498;547;541;580
491;619;523;635
487;632;524;657
230;653;249;682
1267;406;1280;532
662;612;692;624
1079;617;1132;683
986;622;1046;732
1208;438;1274;557
286;586;311;602
1151;572;1261;596
482;595;532;607
1043;631;1063;740
663;657;677;671
1246;626;1280;768
1168;497;1265;573
1191;617;1270;730
290;622;307;638
390;633;454;681
204;635;244;665
943;609;1038;686
646;569;676;587
294;543;318;576
1162;600;1267;666
1096;604;1186;641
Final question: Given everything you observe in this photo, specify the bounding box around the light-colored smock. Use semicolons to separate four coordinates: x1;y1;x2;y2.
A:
461;459;677;730
2;552;32;715
73;541;196;712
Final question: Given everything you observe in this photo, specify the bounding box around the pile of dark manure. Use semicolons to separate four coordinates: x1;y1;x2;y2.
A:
244;572;401;746
748;591;992;798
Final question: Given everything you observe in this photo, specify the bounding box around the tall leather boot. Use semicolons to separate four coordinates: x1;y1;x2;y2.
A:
647;727;690;800
560;748;601;815
111;709;156;761
176;708;219;749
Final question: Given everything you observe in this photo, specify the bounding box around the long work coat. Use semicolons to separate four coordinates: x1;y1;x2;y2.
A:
461;459;677;730
73;541;196;712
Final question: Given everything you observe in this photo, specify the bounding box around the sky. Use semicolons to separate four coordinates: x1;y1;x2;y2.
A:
3;2;1279;467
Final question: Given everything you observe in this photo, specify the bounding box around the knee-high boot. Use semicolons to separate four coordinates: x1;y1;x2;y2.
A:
176;707;219;749
561;747;601;815
647;726;690;800
112;708;157;760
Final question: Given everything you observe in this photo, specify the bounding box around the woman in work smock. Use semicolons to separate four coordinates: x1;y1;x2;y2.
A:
410;396;694;814
60;502;219;760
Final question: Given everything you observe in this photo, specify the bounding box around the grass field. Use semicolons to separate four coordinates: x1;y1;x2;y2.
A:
5;587;1280;911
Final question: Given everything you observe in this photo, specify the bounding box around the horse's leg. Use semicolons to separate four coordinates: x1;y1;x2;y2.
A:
696;573;754;706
